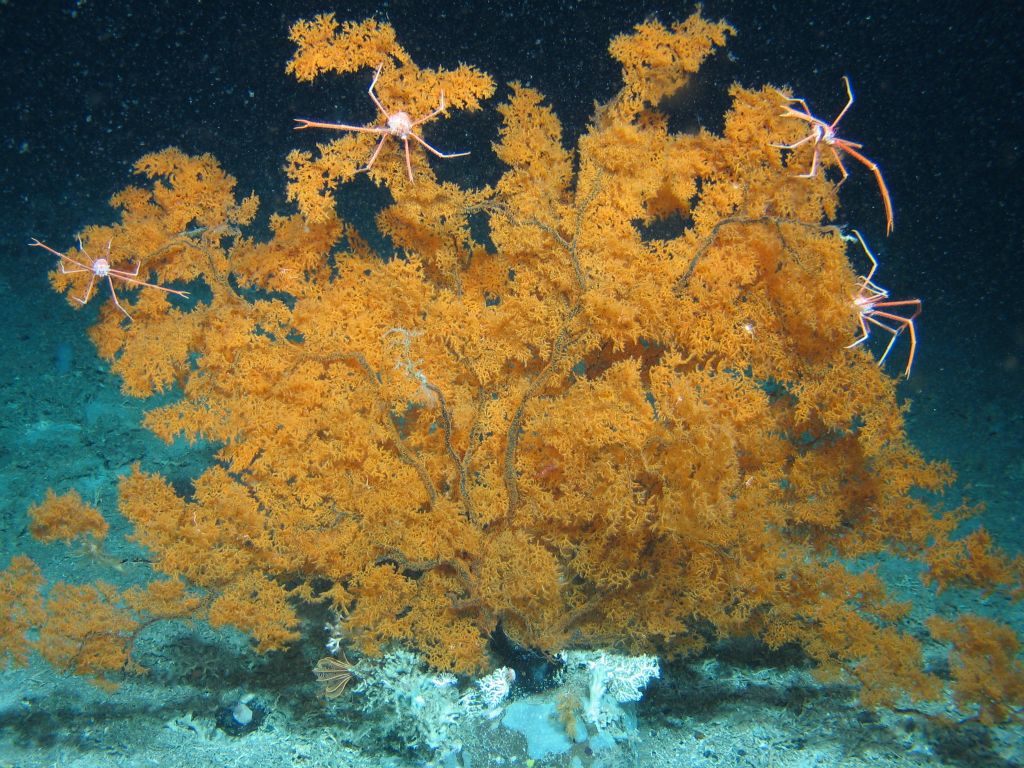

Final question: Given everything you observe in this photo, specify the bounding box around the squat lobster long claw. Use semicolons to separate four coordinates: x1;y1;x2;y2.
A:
774;76;894;235
830;136;894;238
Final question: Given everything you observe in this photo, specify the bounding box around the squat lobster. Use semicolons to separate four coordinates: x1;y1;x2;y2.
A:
774;76;894;235
29;237;189;320
846;230;920;378
294;64;469;181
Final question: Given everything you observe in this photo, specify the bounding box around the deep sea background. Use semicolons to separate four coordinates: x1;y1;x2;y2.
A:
0;1;1022;766
3;0;1022;355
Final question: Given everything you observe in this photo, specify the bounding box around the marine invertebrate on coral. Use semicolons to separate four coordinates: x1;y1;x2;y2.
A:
845;230;920;377
29;237;190;320
3;11;1022;724
773;76;894;234
294;63;469;180
314;654;358;698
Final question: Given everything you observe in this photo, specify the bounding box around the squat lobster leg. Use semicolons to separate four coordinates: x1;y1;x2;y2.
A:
295;64;469;181
30;238;189;321
774;77;894;235
846;231;920;378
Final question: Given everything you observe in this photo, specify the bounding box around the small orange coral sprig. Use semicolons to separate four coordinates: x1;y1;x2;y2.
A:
929;615;1024;725
27;489;108;546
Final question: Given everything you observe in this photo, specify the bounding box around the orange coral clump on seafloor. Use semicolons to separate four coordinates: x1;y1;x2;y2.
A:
27;489;108;545
3;10;1022;721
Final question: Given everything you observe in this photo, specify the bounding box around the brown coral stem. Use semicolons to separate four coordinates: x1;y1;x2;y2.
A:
503;304;581;522
676;214;845;293
292;347;438;504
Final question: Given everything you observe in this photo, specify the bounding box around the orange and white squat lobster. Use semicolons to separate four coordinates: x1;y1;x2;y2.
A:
774;76;894;236
294;64;469;181
846;230;920;378
29;238;189;320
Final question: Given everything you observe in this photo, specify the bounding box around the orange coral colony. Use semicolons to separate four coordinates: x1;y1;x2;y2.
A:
5;11;1023;722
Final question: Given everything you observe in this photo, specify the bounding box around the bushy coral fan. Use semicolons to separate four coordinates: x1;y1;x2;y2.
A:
5;11;1023;719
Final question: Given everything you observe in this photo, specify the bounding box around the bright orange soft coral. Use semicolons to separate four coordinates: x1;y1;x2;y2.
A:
2;11;1021;720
